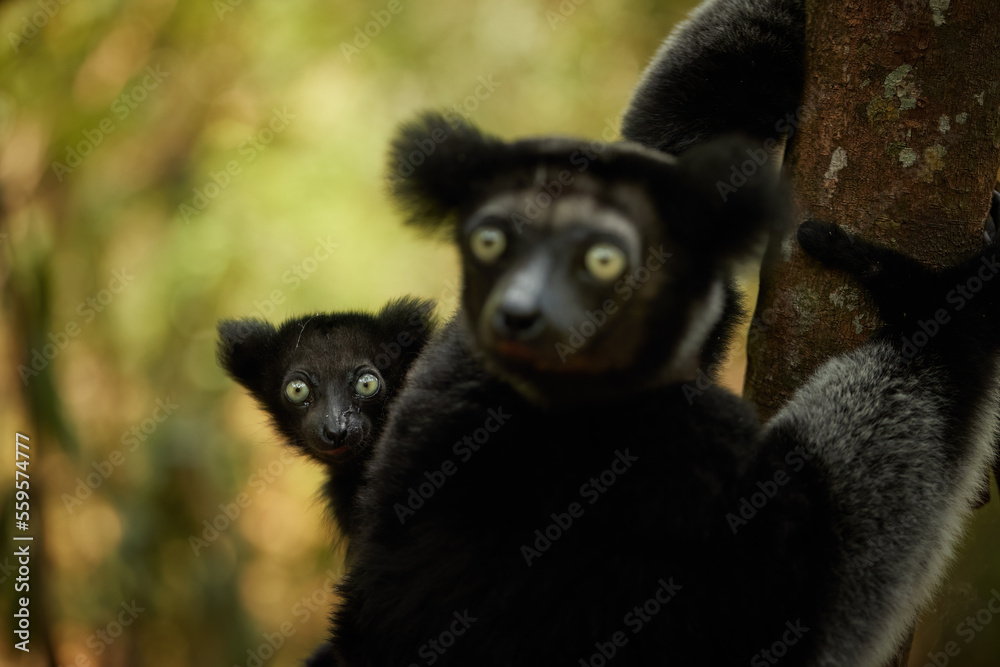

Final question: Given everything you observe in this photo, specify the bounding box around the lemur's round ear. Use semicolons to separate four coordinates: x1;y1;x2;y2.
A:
386;112;506;235
216;319;279;392
377;297;437;335
660;135;789;261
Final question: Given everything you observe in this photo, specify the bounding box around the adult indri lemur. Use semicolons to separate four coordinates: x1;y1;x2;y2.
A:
197;0;1000;664
299;0;1000;664
217;298;435;538
306;102;999;665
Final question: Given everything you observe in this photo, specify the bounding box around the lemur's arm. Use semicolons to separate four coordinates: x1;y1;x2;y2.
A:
761;219;1000;665
622;0;805;155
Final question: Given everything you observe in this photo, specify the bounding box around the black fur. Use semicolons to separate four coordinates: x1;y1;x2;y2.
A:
389;113;783;404
698;277;746;374
216;298;435;537
330;323;835;665
621;0;806;375
792;219;1000;660
312;208;1000;666
392;115;781;255
622;0;805;155
798;218;1000;454
305;102;1000;663
307;115;832;665
212;0;1000;660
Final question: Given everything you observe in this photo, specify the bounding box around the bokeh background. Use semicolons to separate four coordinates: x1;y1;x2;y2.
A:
1;0;999;665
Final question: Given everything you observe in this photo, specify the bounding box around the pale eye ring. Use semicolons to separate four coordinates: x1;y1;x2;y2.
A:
355;372;380;397
284;379;310;404
584;242;627;282
470;225;507;264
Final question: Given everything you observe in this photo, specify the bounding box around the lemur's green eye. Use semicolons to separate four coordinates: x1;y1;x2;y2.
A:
470;226;507;263
355;373;380;397
284;379;310;404
585;243;627;282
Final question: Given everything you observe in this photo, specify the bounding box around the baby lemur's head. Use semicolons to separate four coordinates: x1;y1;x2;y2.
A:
217;298;435;465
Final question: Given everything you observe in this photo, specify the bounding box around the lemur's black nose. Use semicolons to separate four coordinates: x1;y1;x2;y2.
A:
494;305;543;341
319;421;347;446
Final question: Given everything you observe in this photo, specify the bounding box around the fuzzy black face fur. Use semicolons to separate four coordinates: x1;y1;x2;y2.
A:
217;298;435;465
389;113;782;402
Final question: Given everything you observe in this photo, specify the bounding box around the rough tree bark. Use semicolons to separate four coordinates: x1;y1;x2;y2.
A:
747;0;1000;417
743;0;1000;664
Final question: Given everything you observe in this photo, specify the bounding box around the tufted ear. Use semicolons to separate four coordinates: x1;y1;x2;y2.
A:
657;135;788;262
386;112;507;235
376;297;437;364
216;318;280;395
378;297;436;332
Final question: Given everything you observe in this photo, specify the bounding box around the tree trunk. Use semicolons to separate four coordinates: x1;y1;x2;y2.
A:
743;0;1000;664
747;0;1000;418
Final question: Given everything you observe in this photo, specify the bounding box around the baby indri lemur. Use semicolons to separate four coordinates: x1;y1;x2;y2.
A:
217;298;435;538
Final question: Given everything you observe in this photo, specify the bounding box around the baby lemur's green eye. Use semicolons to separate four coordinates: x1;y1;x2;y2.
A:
284;379;310;404
355;373;380;397
470;226;507;264
585;243;627;282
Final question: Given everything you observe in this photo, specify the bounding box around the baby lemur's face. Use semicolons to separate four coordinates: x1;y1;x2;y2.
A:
217;299;434;465
273;327;393;462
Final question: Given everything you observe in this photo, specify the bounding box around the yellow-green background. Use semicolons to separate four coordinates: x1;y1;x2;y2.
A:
1;0;998;665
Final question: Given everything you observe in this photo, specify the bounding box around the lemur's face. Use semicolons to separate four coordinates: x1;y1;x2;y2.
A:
388;113;782;401
459;177;672;388
217;300;434;465
275;331;390;463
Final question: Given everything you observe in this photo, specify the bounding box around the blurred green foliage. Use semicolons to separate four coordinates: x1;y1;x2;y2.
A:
0;0;998;665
